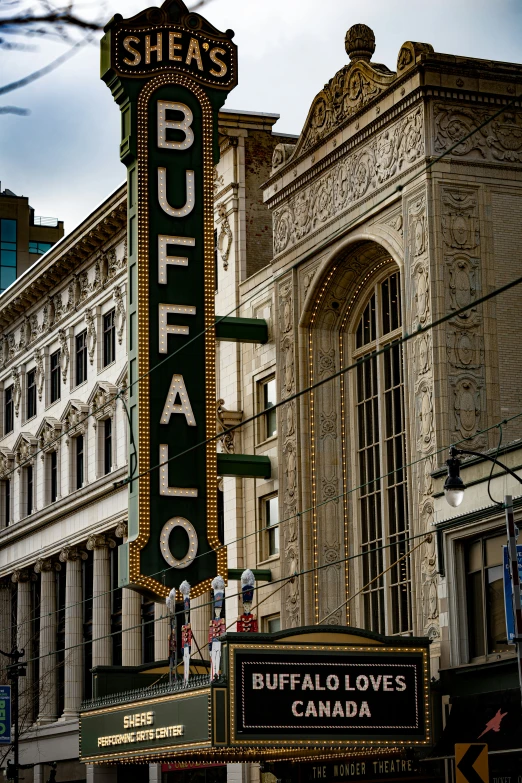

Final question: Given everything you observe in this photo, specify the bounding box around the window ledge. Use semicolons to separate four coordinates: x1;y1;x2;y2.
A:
257;554;280;566
257;434;278;449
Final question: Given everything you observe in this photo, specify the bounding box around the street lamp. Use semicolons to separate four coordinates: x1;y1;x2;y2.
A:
443;444;522;709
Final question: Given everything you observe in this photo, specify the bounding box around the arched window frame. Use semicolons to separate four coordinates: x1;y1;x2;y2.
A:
346;265;412;636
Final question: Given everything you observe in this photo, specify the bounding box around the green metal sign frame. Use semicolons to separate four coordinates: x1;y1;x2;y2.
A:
101;0;238;599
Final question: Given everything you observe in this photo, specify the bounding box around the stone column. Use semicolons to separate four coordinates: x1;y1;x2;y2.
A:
12;570;33;728
154;602;169;662
34;558;59;723
115;522;142;666
59;546;86;718
191;592;211;661
0;583;12;675
87;534;115;668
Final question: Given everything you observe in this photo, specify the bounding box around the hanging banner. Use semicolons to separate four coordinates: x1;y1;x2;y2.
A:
101;0;237;598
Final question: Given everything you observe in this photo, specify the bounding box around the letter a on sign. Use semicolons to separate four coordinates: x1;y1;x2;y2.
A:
455;744;489;783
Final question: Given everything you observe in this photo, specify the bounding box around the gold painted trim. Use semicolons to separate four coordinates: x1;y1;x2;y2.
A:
131;73;226;599
228;642;430;747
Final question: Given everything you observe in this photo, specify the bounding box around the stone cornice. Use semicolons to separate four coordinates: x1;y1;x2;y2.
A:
0;184;126;331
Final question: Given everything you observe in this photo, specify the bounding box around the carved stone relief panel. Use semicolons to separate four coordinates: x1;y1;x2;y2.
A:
273;108;424;256
434;104;522;164
277;275;300;628
442;187;487;450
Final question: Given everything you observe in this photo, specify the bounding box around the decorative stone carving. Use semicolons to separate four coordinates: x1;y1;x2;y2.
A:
396;41;434;73
85;308;97;365
58;329;69;383
89;382;117;423
92;260;102;292
0;448;14;480
86;534;116;551
434;105;522;163
33;349;44;401
216;399;242;454
14;433;38;471
115;521;128;539
59;546;88;563
216;203;233;270
11;366;21;417
273;108;424;254
34;558;61;574
12;569;34;584
37;417;62;456
213;168;224;195
453;376;483;441
61;400;89;442
271;143;297;173
384;212;403;235
113;285;126;345
302;267;317;298
278;275;300;628
294;26;395;154
320;410;337;440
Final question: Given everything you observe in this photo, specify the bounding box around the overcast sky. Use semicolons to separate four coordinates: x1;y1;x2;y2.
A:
1;0;522;233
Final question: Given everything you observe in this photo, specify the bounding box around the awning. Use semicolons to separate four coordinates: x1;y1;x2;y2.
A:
428;688;521;758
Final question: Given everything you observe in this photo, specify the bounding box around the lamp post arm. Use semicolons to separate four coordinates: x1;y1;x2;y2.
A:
451;446;522;487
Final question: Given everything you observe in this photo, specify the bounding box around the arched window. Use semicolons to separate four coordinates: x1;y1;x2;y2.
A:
352;270;411;635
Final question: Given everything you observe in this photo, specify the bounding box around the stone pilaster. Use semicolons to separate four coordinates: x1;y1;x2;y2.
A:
0;583;11;675
154;602;169;662
34;558;60;723
12;570;33;728
115;521;142;666
190;592;211;660
87;534;115;668
59;546;87;718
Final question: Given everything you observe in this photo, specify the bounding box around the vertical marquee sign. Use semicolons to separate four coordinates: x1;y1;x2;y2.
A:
101;0;237;597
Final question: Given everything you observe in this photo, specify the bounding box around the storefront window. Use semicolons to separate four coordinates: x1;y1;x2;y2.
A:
466;532;510;660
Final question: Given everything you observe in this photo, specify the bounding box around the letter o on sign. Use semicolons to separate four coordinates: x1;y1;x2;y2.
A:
160;517;198;568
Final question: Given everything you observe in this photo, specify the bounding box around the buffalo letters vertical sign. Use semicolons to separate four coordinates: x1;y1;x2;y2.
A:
101;0;237;598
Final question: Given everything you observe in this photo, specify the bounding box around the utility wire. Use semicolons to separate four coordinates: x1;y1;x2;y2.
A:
0;89;517;477
4;404;521;639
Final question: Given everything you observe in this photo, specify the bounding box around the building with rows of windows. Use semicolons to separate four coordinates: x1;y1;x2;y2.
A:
1;21;522;783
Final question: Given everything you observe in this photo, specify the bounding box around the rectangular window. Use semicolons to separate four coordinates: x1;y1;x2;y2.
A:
4;386;13;434
3;480;10;527
26;369;36;420
50;350;61;403
26;465;33;516
104;418;112;475
264;494;279;557
465;533;509;661
142;599;155;663
266;615;281;634
50;450;58;503
0;219;17;293
28;241;52;255
76;331;87;386
103;310;116;367
261;377;277;440
76;435;84;490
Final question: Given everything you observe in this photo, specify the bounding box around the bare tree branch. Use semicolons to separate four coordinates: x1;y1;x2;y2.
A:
0;104;30;113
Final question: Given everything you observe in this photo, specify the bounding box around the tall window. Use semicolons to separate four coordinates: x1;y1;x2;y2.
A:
142;599;155;663
50;350;61;403
465;532;509;661
103;310;116;367
353;270;411;636
75;435;84;489
2;479;10;527
26;464;33;516
260;377;277;440
0;219;17;293
103;418;112;475
76;331;87;386
4;386;13;434
26;369;36;420
50;450;58;503
111;548;122;666
263;494;279;558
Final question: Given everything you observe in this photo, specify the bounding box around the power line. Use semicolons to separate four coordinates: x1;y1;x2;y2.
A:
0;90;516;478
3;406;522;639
